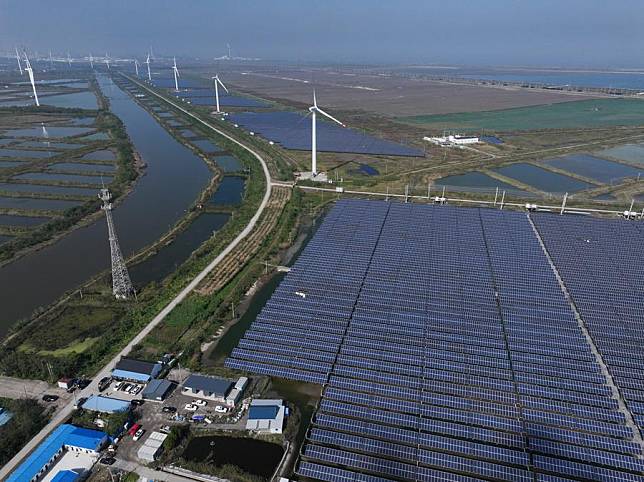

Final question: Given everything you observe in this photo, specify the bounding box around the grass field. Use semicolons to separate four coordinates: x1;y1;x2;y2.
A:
400;98;644;132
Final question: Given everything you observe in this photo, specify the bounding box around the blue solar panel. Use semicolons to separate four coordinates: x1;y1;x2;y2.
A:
224;200;644;482
228;111;423;157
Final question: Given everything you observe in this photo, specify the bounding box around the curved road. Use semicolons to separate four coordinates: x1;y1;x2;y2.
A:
0;74;272;481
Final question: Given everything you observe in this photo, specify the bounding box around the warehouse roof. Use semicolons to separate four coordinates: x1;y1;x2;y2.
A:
114;358;160;375
81;395;131;413
6;425;106;482
183;374;232;397
142;379;175;399
51;470;81;482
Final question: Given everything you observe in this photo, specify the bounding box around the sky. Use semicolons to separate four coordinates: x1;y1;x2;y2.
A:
1;0;644;68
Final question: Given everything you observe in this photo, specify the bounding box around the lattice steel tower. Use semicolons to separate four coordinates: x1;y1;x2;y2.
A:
99;188;134;299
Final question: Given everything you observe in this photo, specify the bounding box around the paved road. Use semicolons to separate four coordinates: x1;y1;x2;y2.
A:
0;376;73;414
0;74;272;481
112;459;196;482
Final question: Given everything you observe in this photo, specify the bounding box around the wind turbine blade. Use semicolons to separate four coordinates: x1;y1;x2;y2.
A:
315;107;345;127
217;77;229;93
313;89;317;107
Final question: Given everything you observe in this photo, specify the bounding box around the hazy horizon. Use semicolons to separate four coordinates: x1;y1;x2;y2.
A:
2;0;644;69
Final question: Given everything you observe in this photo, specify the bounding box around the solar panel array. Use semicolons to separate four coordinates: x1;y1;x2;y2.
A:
226;200;644;481
173;89;268;107
534;215;644;436
227;111;424;157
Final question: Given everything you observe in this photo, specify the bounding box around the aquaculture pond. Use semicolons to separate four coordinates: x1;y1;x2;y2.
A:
0;235;13;245
493;163;594;193
0;196;81;211
0;74;212;335
48;162;116;173
434;171;527;194
214;155;244;173
0;183;97;197
0;161;27;168
182;436;284;479
81;150;116;161
543;154;642;183
19;141;84;150
129;212;230;287
192;139;223;154
79;132;110;141
598;144;644;166
208;176;245;206
14;172;110;184
5;127;94;138
0;149;59;159
0;214;50;227
39;91;99;110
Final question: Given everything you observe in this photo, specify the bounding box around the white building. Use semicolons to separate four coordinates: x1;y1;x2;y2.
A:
423;134;479;146
137;431;168;462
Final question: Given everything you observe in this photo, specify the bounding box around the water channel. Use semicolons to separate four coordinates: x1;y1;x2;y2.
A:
0;74;231;335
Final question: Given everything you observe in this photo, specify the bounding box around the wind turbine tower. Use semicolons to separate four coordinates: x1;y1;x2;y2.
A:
89;53;94;69
23;53;40;106
15;48;23;75
105;53;110;70
172;57;180;91
99;188;134;299
67;52;72;67
211;74;228;114
145;53;152;81
134;59;139;77
309;91;344;176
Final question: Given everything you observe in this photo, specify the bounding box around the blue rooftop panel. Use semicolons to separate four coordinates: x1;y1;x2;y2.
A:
81;395;131;413
248;405;280;420
51;470;81;482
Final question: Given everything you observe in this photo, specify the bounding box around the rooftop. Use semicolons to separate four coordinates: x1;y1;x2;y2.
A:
7;424;106;482
183;374;232;397
114;357;160;375
81;395;131;413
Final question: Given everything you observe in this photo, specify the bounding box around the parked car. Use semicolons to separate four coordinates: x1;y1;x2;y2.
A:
107;444;117;453
42;395;59;402
204;417;213;424
160;425;172;434
130;385;142;395
100;457;116;466
192;399;207;407
128;423;141;436
214;405;228;413
114;381;123;390
184;404;198;412
98;377;111;392
77;379;91;389
122;383;132;392
131;399;144;407
74;397;88;409
133;428;145;441
162;406;177;413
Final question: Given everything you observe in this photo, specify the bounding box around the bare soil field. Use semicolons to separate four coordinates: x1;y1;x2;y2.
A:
211;67;599;116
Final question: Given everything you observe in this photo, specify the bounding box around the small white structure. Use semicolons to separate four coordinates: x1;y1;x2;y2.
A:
424;134;479;146
246;399;286;434
137;431;168;462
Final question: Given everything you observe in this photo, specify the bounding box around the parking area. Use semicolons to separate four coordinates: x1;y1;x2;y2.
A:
0;376;73;413
100;380;146;402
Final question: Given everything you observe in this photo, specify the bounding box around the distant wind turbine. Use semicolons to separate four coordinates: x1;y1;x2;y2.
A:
105;53;110;70
309;91;344;176
211;74;228;114
15;47;23;75
172;57;180;91
49;50;53;69
134;59;139;77
89;53;94;69
67;52;72;67
23;52;40;106
145;53;151;81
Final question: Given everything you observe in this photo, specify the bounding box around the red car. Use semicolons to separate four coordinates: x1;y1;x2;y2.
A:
128;423;141;436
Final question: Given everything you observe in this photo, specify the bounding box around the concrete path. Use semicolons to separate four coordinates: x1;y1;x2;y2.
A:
0;74;272;482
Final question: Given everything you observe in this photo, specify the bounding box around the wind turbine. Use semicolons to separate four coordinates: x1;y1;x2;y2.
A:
49;50;53;69
15;47;23;75
105;53;110;70
308;91;344;176
172;57;180;91
134;59;139;77
145;53;151;81
211;74;228;114
89;53;94;69
23;52;39;106
67;52;72;67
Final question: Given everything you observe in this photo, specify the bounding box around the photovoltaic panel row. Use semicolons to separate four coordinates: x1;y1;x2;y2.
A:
225;200;644;481
228;111;424;157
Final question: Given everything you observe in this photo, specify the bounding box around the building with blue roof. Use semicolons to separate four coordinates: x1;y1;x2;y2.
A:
6;424;107;482
51;469;81;482
81;395;131;414
246;399;286;434
0;406;13;427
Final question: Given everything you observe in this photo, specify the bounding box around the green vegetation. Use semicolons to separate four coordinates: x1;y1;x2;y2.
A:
70;408;130;437
0;397;49;467
400;98;644;132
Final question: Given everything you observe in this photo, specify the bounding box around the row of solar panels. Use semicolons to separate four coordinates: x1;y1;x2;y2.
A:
226;200;644;481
